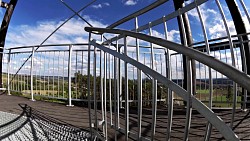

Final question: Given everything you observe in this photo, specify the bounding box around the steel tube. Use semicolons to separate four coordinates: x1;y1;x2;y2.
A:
239;37;247;110
216;0;237;128
67;45;73;106
195;2;213;139
239;0;250;23
163;17;173;141
87;33;93;138
7;49;11;95
52;51;55;98
30;47;35;101
104;50;108;140
179;12;192;141
149;22;157;140
124;36;129;141
135;17;143;140
90;40;240;140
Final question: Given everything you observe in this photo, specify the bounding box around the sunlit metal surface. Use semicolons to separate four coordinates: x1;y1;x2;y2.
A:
2;0;250;140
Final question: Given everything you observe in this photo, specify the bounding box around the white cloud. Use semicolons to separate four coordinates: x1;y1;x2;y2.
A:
91;2;110;9
124;0;137;6
187;3;238;40
6;15;107;48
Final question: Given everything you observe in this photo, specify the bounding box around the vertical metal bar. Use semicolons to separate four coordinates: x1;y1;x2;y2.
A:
39;52;42;95
10;53;12;92
124;36;129;141
93;42;98;131
179;10;192;141
176;55;178;86
195;2;213;140
216;0;237;128
149;22;157;140
199;62;202;100
47;52;50;97
103;47;108;141
75;50;78;99
30;47;35;101
57;51;60;98
132;53;135;104
239;0;250;23
35;53;38;95
239;36;247;110
52;51;55;98
87;33;93;139
43;52;46;96
114;37;118;141
163;16;173;141
7;49;11;95
63;51;65;98
67;45;73;106
17;54;20;92
110;45;114;127
100;48;105;137
81;50;84;99
135;16;143;140
109;44;112;126
118;44;121;129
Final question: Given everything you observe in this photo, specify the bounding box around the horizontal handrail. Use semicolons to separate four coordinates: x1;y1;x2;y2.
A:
85;27;250;92
6;43;89;50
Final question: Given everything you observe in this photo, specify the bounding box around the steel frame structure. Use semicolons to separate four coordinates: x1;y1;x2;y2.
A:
2;0;250;140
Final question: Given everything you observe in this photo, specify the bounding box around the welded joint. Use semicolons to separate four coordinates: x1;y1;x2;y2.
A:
0;1;9;9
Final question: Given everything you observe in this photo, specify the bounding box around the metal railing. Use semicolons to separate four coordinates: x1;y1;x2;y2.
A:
2;0;250;140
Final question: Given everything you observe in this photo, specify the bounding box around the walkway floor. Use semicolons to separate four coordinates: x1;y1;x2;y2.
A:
1;94;250;140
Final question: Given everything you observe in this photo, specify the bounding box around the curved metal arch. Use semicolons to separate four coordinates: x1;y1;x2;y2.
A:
89;40;239;141
85;27;250;92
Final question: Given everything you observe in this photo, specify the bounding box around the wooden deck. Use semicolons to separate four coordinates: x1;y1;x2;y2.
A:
1;94;250;140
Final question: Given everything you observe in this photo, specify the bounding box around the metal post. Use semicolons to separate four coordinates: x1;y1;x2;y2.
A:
67;45;73;107
149;22;157;140
93;43;98;132
216;0;237;128
194;1;213;139
226;0;250;108
114;37;118;141
87;33;93;139
30;47;35;101
239;36;247;110
63;51;65;98
124;36;129;141
103;49;108;141
163;16;173;141
135;16;143;140
173;0;196;97
179;11;192;140
239;0;250;23
7;49;11;95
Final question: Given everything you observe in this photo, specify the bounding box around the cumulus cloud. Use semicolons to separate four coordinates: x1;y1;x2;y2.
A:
91;2;110;9
6;15;107;48
124;0;137;6
186;2;238;40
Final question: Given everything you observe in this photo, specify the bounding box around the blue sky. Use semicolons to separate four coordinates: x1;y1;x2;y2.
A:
0;0;249;49
1;0;250;79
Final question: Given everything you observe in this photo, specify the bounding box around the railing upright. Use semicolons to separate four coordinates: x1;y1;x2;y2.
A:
124;36;129;141
7;49;11;95
163;16;173;141
30;47;35;101
135;16;143;140
216;0;237;128
67;45;73;106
